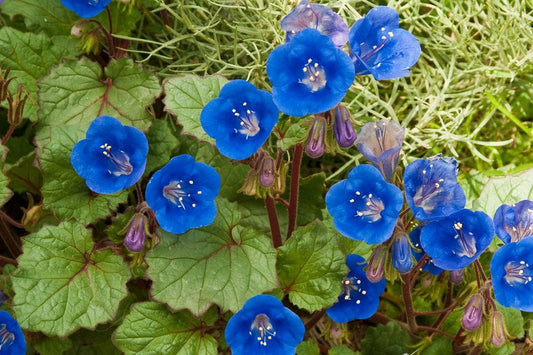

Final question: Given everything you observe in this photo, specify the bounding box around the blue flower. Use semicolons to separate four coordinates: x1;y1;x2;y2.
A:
348;6;421;80
490;236;533;311
71;116;148;194
391;233;413;274
0;310;26;355
420;209;494;270
281;0;349;49
326;164;403;244
355;119;404;182
145;155;220;234
493;200;533;244
326;254;386;323
266;29;355;117
61;0;112;18
409;227;443;275
225;294;304;355
403;155;466;221
200;80;279;161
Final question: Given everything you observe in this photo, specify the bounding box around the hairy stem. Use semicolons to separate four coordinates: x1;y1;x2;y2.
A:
287;143;303;239
265;195;282;248
401;274;418;332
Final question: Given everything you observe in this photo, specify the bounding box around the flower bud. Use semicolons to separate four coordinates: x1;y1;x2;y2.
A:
22;205;43;229
272;161;287;195
124;214;147;252
305;116;326;158
450;269;464;284
366;245;387;283
461;294;483;331
391;234;413;274
258;155;275;188
238;169;259;196
0;68;14;103
71;23;84;38
490;311;507;347
333;105;356;148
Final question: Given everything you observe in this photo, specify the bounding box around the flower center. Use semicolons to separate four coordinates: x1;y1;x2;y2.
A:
100;143;133;176
349;192;384;223
300;58;327;92
249;314;276;347
231;102;260;139
504;260;532;286
452;222;477;258
88;0;100;5
0;324;15;351
341;277;366;303
413;163;444;212
162;180;202;209
357;27;395;69
506;208;533;243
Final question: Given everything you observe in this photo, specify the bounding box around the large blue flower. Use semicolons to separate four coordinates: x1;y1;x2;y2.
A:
145;155;220;234
326;254;386;323
491;236;533;311
61;0;112;18
404;155;466;221
281;0;349;49
348;6;421;80
0;310;26;355
493;200;533;244
326;164;403;244
200;80;279;160
420;209;494;270
71;116;148;194
409;227;443;275
266;29;355;117
225;294;304;355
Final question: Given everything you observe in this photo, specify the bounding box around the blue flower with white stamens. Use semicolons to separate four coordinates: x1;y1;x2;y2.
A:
200;80;279;161
0;310;26;355
409;227;443;275
145;155;220;234
326;254;386;323
326;164;403;244
494;200;533;244
225;294;305;355
61;0;112;18
70;116;148;194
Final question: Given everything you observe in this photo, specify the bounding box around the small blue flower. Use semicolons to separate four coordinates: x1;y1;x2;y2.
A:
491;236;533;311
225;294;304;355
0;310;26;355
391;233;413;274
493;200;533;244
326;164;403;244
71;116;148;194
420;209;494;270
355;119;404;182
326;254;386;323
266;29;355;117
409;227;443;275
404;155;466;221
281;0;349;49
348;6;421;80
61;0;112;18
200;80;279;161
145;155;220;234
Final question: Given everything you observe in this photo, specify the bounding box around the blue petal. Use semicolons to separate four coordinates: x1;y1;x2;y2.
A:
409;227;443;275
61;0;112;18
493;200;533;244
0;310;26;355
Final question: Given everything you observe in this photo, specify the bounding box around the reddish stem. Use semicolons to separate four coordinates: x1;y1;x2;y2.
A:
265;195;282;248
287;143;303;239
1;125;16;145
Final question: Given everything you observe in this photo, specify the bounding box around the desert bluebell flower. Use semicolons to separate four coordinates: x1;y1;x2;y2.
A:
493;200;533;244
409;227;443;275
326;164;403;244
267;29;355;117
348;6;421;80
326;254;386;323
0;310;26;355
145;155;220;234
61;0;112;18
200;80;279;160
225;294;304;354
70;116;148;194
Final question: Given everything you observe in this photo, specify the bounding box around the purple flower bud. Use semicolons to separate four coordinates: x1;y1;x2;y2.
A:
124;214;147;252
259;155;275;188
450;269;464;284
0;291;7;307
490;311;507;347
366;245;387;282
333;106;357;148
305;116;326;158
391;234;413;274
461;294;483;331
356;119;404;182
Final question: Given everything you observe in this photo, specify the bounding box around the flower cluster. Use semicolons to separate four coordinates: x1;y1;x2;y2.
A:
61;0;112;18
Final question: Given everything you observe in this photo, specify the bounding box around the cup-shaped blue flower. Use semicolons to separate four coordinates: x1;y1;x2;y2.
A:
70;116;148;194
348;6;421;80
391;233;414;274
404;155;466;221
490;236;533;311
266;29;355;117
225;294;304;355
61;0;112;18
326;254;386;323
356;119;404;182
281;0;349;49
494;200;533;244
409;227;443;275
200;80;279;160
326;164;403;244
0;310;26;355
145;155;220;234
420;209;494;270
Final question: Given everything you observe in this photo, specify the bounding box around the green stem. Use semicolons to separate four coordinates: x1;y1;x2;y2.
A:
287;143;303;239
265;195;282;248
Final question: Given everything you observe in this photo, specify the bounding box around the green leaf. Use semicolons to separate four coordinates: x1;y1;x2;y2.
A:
496;303;524;339
40;126;128;225
297;172;326;226
113;302;218;355
329;345;359;355
278;122;307;151
146;198;277;316
0;145;13;207
361;321;412;355
277;221;347;312
144;118;179;176
296;339;320;355
163;74;228;143
12;222;130;336
486;343;515;355
33;336;73;355
0;27;70;121
5;151;42;195
421;337;452;355
65;326;122;355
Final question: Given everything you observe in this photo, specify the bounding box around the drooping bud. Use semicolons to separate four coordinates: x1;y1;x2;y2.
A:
124;214;147;252
239;169;259;196
272;161;287;195
461;294;484;331
366;245;388;283
6;84;28;127
259;155;275;188
490;311;507;347
71;22;85;38
391;234;413;274
333;105;356;148
305;116;326;158
450;269;464;284
0;68;14;103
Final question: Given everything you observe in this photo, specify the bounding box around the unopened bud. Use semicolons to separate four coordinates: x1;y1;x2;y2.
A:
305;116;326;158
22;205;43;229
366;245;387;282
124;214;147;252
450;269;464;284
259;155;275;188
490;311;507;347
7;84;28;126
391;234;413;274
272;161;287;195
71;23;84;38
239;169;259;196
333;105;356;148
462;294;484;331
0;68;14;103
